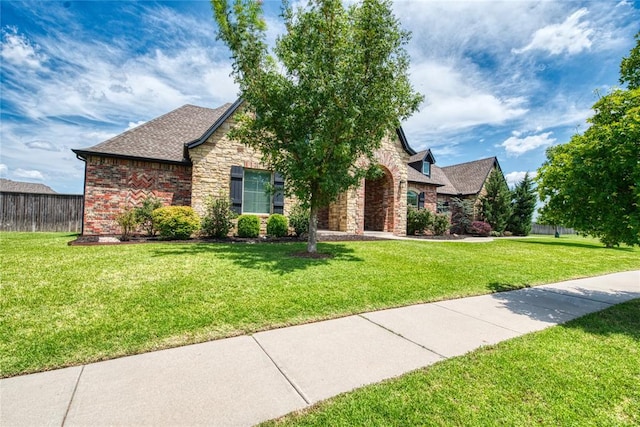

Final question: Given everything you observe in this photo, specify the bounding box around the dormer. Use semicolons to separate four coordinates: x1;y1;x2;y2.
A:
408;149;436;178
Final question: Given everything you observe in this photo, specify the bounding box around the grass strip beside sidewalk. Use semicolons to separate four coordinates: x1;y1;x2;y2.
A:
264;299;640;426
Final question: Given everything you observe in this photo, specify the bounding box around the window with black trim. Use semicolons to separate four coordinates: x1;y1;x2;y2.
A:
407;190;418;208
243;169;272;214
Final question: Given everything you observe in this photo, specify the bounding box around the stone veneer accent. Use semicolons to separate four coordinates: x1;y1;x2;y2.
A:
322;133;409;236
188;113;295;219
82;156;192;235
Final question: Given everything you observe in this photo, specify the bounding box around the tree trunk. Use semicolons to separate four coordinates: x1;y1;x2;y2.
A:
307;203;318;253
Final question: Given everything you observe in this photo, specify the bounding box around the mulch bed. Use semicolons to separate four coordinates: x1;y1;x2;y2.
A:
68;233;386;246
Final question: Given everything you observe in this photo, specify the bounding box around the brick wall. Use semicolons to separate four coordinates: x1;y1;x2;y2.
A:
82;156;192;235
408;183;438;213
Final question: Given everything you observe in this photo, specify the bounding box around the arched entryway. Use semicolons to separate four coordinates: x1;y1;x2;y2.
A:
364;166;394;231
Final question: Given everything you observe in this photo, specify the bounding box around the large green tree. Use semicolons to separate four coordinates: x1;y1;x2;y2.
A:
508;172;536;236
537;34;640;247
480;169;512;234
212;0;422;252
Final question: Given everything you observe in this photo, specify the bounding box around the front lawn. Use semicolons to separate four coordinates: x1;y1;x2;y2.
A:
1;233;639;377
264;299;640;426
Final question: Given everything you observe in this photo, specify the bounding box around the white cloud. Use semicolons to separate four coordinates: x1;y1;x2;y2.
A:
501;131;556;156
505;171;537;189
0;27;48;70
0;164;8;176
514;8;594;55
25;140;60;152
14;168;45;180
403;61;528;136
127;121;147;131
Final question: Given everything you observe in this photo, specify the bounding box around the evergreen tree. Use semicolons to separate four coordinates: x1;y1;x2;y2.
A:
508;173;536;236
480;169;512;234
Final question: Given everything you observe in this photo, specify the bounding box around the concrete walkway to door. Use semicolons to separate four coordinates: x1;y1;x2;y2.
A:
2;271;639;426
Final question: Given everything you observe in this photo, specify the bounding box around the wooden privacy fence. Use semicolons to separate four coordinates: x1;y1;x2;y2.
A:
532;223;576;235
0;192;83;232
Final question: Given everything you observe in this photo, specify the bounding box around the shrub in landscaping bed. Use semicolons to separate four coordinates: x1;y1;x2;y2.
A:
470;221;492;237
114;208;138;241
134;195;163;236
201;196;235;238
289;204;309;237
152;206;200;239
432;214;450;236
267;214;289;237
407;207;433;235
237;214;260;238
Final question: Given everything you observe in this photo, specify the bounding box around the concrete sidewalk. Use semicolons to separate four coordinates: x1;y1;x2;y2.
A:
2;271;639;426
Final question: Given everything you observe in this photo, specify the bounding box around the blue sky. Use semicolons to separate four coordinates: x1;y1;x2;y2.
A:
1;0;638;194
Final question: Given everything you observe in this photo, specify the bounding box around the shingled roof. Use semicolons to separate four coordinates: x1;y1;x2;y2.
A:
0;178;56;194
73;103;232;164
440;157;499;195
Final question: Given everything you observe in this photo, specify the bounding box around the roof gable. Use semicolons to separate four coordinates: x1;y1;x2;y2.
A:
440;157;499;195
186;99;244;150
73;103;232;163
408;149;436;164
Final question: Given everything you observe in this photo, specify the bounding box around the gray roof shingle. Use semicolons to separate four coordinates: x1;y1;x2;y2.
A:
440;157;498;195
0;178;57;194
407;166;444;186
407;156;498;196
73;104;232;163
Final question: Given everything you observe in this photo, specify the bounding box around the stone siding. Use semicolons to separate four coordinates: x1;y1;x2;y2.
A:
188;113;296;219
319;133;409;235
82;156;192;235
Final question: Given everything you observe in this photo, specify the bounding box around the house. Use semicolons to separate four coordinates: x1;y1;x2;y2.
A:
72;100;504;236
404;150;502;216
0;178;57;194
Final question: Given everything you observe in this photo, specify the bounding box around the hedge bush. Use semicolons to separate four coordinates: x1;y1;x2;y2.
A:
267;214;289;237
152;206;200;239
237;214;260;238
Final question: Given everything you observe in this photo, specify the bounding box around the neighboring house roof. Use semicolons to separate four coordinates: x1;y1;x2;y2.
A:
440;157;500;196
73;103;232;164
0;178;56;194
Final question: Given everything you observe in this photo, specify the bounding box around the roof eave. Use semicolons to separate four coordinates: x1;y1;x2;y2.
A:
396;127;416;156
186;98;245;151
71;149;191;166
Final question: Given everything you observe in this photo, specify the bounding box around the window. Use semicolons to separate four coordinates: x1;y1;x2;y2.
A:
422;162;431;177
243;170;272;214
407;190;418;208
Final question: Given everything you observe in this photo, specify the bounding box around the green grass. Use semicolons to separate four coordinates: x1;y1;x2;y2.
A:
1;232;639;377
263;299;640;427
